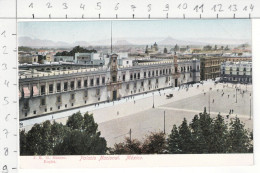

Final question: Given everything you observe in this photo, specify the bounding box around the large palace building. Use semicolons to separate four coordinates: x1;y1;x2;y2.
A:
19;54;200;120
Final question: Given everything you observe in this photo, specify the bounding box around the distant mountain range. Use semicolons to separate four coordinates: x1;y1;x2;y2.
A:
18;36;251;48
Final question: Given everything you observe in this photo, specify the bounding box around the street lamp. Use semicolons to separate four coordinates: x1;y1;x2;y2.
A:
235;88;237;103
152;92;155;108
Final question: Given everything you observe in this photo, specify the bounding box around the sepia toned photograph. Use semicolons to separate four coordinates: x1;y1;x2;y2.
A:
18;20;253;159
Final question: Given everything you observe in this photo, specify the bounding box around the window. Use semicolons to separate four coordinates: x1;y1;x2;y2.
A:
65;104;67;108
156;70;158;76
243;68;246;71
49;84;53;94
130;74;133;80
64;82;68;91
84;79;88;87
134;82;137;88
122;74;125;81
58;106;60;110
148;71;151;77
181;67;183;72
33;110;36;114
71;103;74;107
141;81;144;87
56;83;61;92
160;70;162;75
138;73;140;79
41;85;45;95
237;67;239;71
152;71;154;76
197;65;199;70
90;79;94;86
134;73;136;79
78;80;81;88
112;76;116;82
96;78;100;86
25;112;27;117
166;69;168;74
156;79;159;84
41;98;45;106
70;81;75;90
148;80;151;85
102;77;105;84
84;90;88;97
169;69;171;73
165;76;168;83
237;71;239;75
175;67;178;73
144;72;146;78
96;88;100;96
50;107;52;111
71;93;75;100
126;84;129;90
57;96;61;103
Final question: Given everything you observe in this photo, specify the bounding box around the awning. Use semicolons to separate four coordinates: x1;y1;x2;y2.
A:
23;87;30;98
33;85;39;96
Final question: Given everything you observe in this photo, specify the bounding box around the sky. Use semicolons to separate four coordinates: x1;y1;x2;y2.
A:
18;20;251;43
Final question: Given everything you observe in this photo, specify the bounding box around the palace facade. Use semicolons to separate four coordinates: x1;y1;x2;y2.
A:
19;54;200;120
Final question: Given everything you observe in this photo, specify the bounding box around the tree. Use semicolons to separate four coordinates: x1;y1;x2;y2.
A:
190;115;207;153
20;129;28;155
198;107;213;151
110;138;142;154
20;111;107;155
55;46;97;56
178;118;192;153
173;44;179;52
66;111;84;130
210;114;228;153
227;116;252;153
164;48;168;54
54;112;107;155
142;131;167;154
83;112;98;135
168;125;181;154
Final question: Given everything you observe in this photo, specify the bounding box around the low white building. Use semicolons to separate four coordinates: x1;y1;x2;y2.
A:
220;61;252;84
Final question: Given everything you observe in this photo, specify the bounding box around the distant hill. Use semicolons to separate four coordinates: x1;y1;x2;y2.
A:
18;36;251;48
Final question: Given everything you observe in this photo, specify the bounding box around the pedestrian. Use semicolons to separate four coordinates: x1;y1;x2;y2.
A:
232;109;234;114
212;99;214;103
229;109;231;114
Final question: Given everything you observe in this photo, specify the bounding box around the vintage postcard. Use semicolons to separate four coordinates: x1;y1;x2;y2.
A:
18;19;253;168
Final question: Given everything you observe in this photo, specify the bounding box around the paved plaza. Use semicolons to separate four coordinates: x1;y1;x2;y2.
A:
95;82;253;147
21;81;253;148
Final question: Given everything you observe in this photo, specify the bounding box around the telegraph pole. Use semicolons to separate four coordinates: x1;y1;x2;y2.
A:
208;91;210;115
152;92;155;108
249;98;252;120
164;111;166;134
129;128;132;142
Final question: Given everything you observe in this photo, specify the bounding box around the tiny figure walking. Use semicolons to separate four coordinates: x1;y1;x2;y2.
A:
212;99;214;103
232;109;234;114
